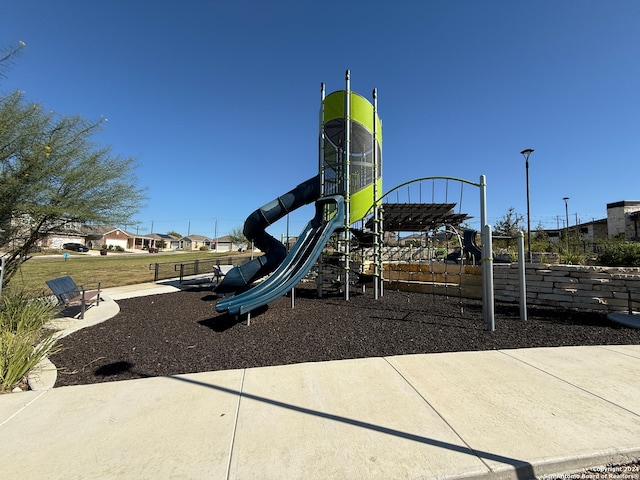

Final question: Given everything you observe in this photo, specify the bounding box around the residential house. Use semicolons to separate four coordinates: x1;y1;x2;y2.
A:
147;233;179;250
2;215;86;250
38;220;86;249
214;235;246;252
179;234;213;251
83;225;153;251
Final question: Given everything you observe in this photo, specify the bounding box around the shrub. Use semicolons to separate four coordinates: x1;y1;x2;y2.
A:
0;294;59;392
199;245;210;251
434;248;446;259
561;252;586;265
596;242;640;267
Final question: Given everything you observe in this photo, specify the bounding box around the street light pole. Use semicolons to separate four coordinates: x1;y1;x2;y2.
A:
520;149;534;262
213;218;218;252
563;197;570;256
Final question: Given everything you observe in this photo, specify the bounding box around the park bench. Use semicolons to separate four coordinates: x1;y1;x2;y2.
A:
212;264;233;282
45;276;102;319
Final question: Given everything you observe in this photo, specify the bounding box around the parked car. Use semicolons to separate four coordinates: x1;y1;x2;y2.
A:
62;242;89;252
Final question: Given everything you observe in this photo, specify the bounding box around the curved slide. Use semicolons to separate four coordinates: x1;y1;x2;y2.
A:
214;175;321;294
215;195;344;316
463;229;482;263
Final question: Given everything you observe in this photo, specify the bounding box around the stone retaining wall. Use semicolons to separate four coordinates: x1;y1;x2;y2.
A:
382;262;640;312
494;264;640;312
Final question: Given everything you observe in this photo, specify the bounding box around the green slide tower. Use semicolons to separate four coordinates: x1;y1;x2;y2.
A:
216;71;383;317
320;70;383;299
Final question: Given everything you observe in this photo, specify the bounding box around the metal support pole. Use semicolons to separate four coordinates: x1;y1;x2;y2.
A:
563;197;570;256
317;83;326;297
344;69;351;301
372;87;380;300
526;159;531;262
479;176;495;331
479;175;487;233
319;83;326;196
517;231;527;321
520;149;534;262
482;224;495;331
214;218;218;252
480;174;488;324
380;213;385;297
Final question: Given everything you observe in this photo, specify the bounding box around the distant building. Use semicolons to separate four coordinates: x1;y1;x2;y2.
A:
83;225;153;250
8;199;640;254
147;233;180;250
543;200;640;246
606;200;640;240
178;234;213;251
212;235;244;252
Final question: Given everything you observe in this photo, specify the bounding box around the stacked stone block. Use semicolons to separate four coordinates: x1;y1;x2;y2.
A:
381;261;640;312
494;264;640;312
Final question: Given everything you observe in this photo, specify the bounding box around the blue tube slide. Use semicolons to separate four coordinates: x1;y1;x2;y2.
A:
215;195;344;316
214;175;321;294
463;229;482;263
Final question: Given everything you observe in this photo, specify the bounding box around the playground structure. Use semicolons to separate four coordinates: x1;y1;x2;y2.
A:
215;71;495;328
351;177;488;298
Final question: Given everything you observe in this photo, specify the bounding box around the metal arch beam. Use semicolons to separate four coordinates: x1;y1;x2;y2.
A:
361;176;485;220
376;176;484;205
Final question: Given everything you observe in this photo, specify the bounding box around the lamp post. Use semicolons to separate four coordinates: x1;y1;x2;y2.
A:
520;149;534;262
563;197;570;256
213;218;218;252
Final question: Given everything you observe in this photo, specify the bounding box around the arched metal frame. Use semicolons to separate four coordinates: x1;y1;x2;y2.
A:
316;75;494;330
367;175;494;331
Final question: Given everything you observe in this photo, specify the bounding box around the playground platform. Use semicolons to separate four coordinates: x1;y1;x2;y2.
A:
1;282;639;479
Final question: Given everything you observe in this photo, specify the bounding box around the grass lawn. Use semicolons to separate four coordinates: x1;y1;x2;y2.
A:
5;251;250;297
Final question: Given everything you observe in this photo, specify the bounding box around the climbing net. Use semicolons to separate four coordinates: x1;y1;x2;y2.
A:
351;176;486;310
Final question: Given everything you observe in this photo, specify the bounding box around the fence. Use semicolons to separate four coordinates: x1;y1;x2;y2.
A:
149;255;249;283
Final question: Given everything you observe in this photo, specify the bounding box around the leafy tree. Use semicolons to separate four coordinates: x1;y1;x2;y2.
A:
492;207;524;251
0;41;25;79
530;222;555;254
1;51;147;287
493;207;524;237
167;230;182;238
228;225;248;249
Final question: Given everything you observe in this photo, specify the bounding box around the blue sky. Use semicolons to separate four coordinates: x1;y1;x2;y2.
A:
3;1;639;239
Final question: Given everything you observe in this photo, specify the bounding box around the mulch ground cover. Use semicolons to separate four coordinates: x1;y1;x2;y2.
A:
50;285;640;387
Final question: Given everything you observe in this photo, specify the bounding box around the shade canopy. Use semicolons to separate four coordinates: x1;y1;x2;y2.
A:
366;203;471;232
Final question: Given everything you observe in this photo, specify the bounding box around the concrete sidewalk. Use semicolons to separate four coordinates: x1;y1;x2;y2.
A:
1;283;639;479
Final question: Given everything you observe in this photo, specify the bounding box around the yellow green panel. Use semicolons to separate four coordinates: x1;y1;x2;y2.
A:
323;90;382;142
323;90;344;121
350;178;383;224
322;89;383;225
